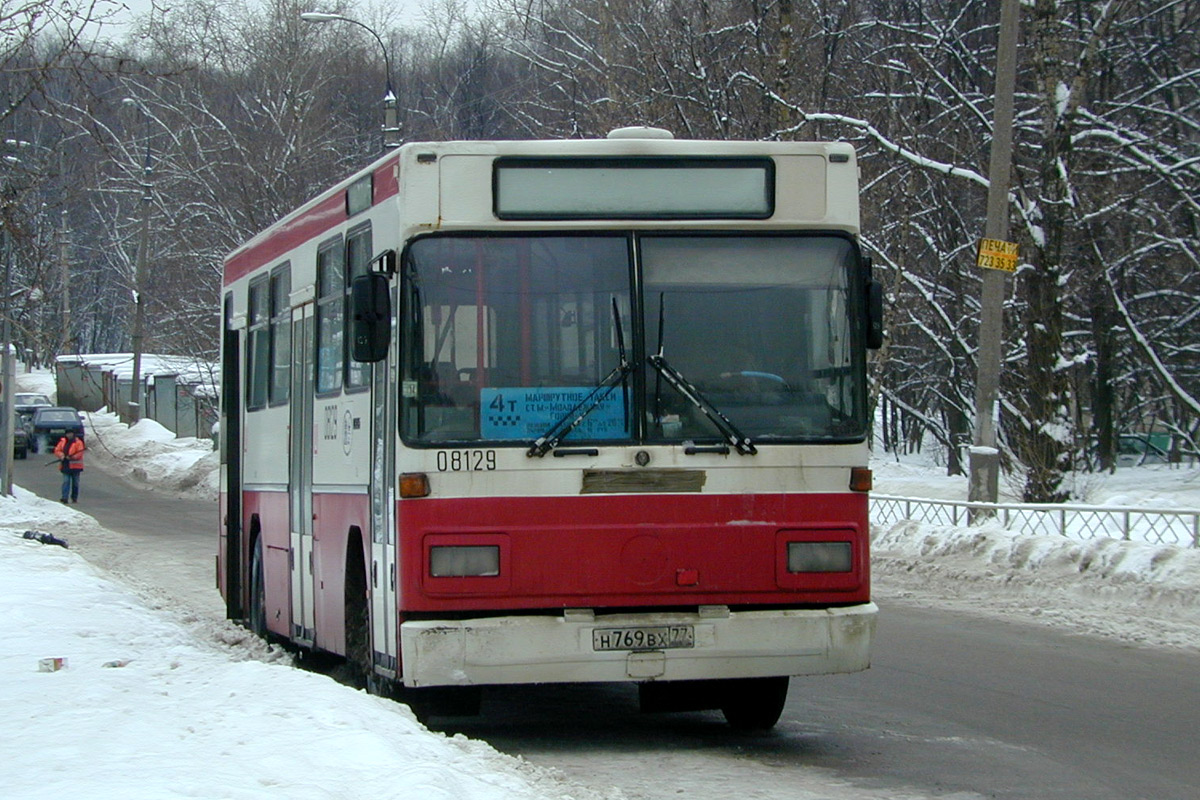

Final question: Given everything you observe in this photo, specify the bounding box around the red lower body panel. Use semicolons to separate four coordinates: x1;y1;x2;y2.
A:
230;490;368;653
242;491;290;637
399;492;869;613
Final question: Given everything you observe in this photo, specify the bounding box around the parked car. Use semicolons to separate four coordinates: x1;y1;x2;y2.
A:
29;407;85;454
14;392;53;415
12;422;28;459
1116;433;1170;467
13;392;53;436
3;399;29;458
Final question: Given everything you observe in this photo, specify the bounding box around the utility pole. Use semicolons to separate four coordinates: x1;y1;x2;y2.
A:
1;227;14;495
128;158;152;424
59;150;70;358
124;97;154;424
0;136;28;494
969;0;1021;508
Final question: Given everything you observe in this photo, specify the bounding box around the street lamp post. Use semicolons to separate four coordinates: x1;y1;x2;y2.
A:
301;11;401;151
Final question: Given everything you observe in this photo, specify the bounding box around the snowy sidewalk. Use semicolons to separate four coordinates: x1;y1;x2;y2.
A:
0;498;614;800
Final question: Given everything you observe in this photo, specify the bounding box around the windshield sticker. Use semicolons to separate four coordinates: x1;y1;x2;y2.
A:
481;387;628;440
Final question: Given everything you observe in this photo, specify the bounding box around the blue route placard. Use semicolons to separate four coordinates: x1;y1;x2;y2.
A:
480;386;629;440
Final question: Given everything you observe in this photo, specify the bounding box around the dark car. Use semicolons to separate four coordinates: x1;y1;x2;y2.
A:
29;407;85;454
3;400;30;458
13;422;28;459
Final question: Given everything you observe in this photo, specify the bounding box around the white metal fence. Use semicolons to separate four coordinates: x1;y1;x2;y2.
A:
871;495;1200;548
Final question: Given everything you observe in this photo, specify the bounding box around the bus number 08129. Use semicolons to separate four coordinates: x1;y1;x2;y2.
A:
436;450;497;472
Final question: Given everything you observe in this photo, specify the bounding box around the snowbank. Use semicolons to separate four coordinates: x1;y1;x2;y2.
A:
872;457;1200;652
86;410;219;499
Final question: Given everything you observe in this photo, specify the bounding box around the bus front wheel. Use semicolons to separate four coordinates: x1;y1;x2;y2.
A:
719;676;790;730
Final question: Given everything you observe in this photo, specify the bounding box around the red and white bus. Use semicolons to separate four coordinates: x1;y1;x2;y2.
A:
219;126;882;728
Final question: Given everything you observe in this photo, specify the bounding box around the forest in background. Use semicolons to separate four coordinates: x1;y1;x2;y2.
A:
1;0;1196;501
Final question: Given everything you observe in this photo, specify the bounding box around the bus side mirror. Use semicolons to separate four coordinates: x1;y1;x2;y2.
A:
350;273;391;363
866;279;884;350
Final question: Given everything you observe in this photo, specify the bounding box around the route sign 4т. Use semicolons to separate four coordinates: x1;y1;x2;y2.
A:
977;238;1019;272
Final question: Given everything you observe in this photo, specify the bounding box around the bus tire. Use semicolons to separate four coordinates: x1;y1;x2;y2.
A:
399;686;483;721
248;537;267;638
719;676;790;731
344;532;371;689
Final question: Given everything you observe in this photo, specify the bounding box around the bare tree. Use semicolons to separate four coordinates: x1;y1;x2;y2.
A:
11;0;1193;488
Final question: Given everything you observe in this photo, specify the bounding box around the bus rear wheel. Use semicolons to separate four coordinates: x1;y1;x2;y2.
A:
344;535;371;690
719;676;790;731
248;537;267;639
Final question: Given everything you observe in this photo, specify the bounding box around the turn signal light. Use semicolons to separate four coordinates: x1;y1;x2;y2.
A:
399;472;431;498
849;467;872;492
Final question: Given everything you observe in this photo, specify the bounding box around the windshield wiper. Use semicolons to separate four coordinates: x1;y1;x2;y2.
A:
649;292;756;456
647;354;757;455
527;297;631;458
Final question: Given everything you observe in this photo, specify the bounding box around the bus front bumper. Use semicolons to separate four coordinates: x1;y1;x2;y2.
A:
398;602;877;687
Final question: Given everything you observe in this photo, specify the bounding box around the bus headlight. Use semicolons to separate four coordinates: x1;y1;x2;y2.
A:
430;545;500;577
787;541;852;573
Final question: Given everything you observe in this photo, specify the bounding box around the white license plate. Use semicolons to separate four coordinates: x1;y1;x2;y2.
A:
592;625;694;651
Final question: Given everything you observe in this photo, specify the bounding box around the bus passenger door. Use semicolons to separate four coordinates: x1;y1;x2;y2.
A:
220;294;244;620
368;334;398;679
289;304;316;646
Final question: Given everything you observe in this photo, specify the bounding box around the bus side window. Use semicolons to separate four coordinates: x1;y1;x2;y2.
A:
269;264;291;405
345;225;372;387
315;237;344;395
246;277;269;410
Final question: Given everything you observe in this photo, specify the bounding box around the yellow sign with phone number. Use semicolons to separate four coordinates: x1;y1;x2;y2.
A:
977;238;1019;272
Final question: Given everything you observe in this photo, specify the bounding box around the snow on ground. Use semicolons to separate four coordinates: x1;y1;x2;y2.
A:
871;457;1200;652
0;496;616;800
4;369;1200;798
6;371;618;800
86;411;220;499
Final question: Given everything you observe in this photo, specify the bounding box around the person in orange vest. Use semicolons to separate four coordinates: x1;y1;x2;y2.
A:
53;429;85;504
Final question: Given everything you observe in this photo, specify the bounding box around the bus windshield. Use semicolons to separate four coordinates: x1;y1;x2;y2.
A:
400;233;866;446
